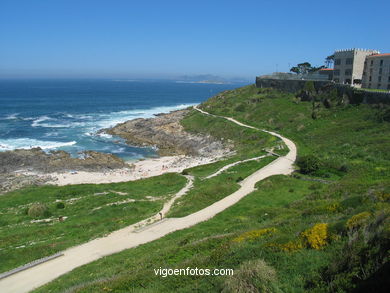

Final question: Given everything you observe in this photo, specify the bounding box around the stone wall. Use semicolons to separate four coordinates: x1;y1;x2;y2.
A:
255;77;390;104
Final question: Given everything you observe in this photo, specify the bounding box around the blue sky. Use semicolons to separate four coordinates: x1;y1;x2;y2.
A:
1;0;389;80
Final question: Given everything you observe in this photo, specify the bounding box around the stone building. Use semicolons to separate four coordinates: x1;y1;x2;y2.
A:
333;49;379;86
361;54;390;90
318;68;333;80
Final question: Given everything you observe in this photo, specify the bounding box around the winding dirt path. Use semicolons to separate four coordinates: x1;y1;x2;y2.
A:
204;154;270;179
0;106;296;293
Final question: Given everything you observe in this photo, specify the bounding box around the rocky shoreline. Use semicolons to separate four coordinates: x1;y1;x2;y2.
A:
0;148;127;174
0;108;231;194
103;109;230;157
0;148;127;194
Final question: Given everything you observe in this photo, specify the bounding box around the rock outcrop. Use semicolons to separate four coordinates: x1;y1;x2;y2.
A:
0;173;52;194
103;109;230;157
0;148;127;174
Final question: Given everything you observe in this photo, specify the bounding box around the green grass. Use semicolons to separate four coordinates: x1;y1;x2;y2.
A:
202;85;390;168
181;109;280;159
34;176;352;293
0;173;187;273
169;156;275;217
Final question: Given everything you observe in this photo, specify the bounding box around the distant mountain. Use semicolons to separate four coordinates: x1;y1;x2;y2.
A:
177;74;251;84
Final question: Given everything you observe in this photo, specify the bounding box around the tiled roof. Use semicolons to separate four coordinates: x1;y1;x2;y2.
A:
367;53;390;58
319;68;334;71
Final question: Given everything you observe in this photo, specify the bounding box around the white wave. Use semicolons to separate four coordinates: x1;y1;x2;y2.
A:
0;138;76;151
95;103;196;129
31;116;51;127
4;113;19;120
114;147;126;153
74;114;92;120
96;132;113;139
32;115;87;128
29;103;195;132
43;132;60;137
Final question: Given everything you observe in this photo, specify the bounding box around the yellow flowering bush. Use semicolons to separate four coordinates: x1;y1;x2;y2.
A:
300;223;329;250
377;191;390;202
327;203;340;213
233;228;276;243
346;212;371;230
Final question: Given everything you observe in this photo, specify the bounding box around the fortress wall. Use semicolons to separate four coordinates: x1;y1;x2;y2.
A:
255;77;390;104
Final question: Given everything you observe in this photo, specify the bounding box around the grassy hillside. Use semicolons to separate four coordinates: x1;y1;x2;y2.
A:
0;173;186;273
0;91;281;276
12;84;390;292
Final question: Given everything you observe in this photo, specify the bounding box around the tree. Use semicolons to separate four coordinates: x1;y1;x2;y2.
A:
325;54;334;68
290;62;313;75
290;66;300;74
309;65;326;73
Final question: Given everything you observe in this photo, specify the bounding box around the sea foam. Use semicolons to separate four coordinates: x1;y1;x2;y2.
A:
0;138;76;151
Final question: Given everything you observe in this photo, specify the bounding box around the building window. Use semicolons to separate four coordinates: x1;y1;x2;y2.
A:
346;58;353;65
380;60;383;66
345;69;352;76
334;70;340;76
378;84;381;88
388;84;390;90
388;76;390;82
368;83;371;88
369;76;372;82
335;59;341;65
363;71;366;76
379;76;382;82
379;68;383;75
370;68;373;74
370;60;374;66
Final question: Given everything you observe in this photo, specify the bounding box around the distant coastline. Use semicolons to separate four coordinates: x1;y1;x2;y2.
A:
175;80;230;85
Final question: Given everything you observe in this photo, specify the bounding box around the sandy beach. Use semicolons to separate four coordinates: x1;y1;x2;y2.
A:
16;154;224;186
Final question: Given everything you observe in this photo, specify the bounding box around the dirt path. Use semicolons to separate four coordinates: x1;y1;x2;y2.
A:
0;106;296;293
204;154;270;179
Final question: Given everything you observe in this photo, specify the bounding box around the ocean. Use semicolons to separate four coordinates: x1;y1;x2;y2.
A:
0;79;242;160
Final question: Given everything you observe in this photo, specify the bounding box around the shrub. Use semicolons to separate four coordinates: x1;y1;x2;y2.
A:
28;203;50;218
329;220;347;236
181;169;188;175
297;155;321;174
306;212;389;292
338;163;349;173
222;259;280;293
301;223;329;250
270;240;304;252
346;211;371;230
56;202;65;209
303;81;316;95
236;176;244;182
233;228;276;243
235;104;246;112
